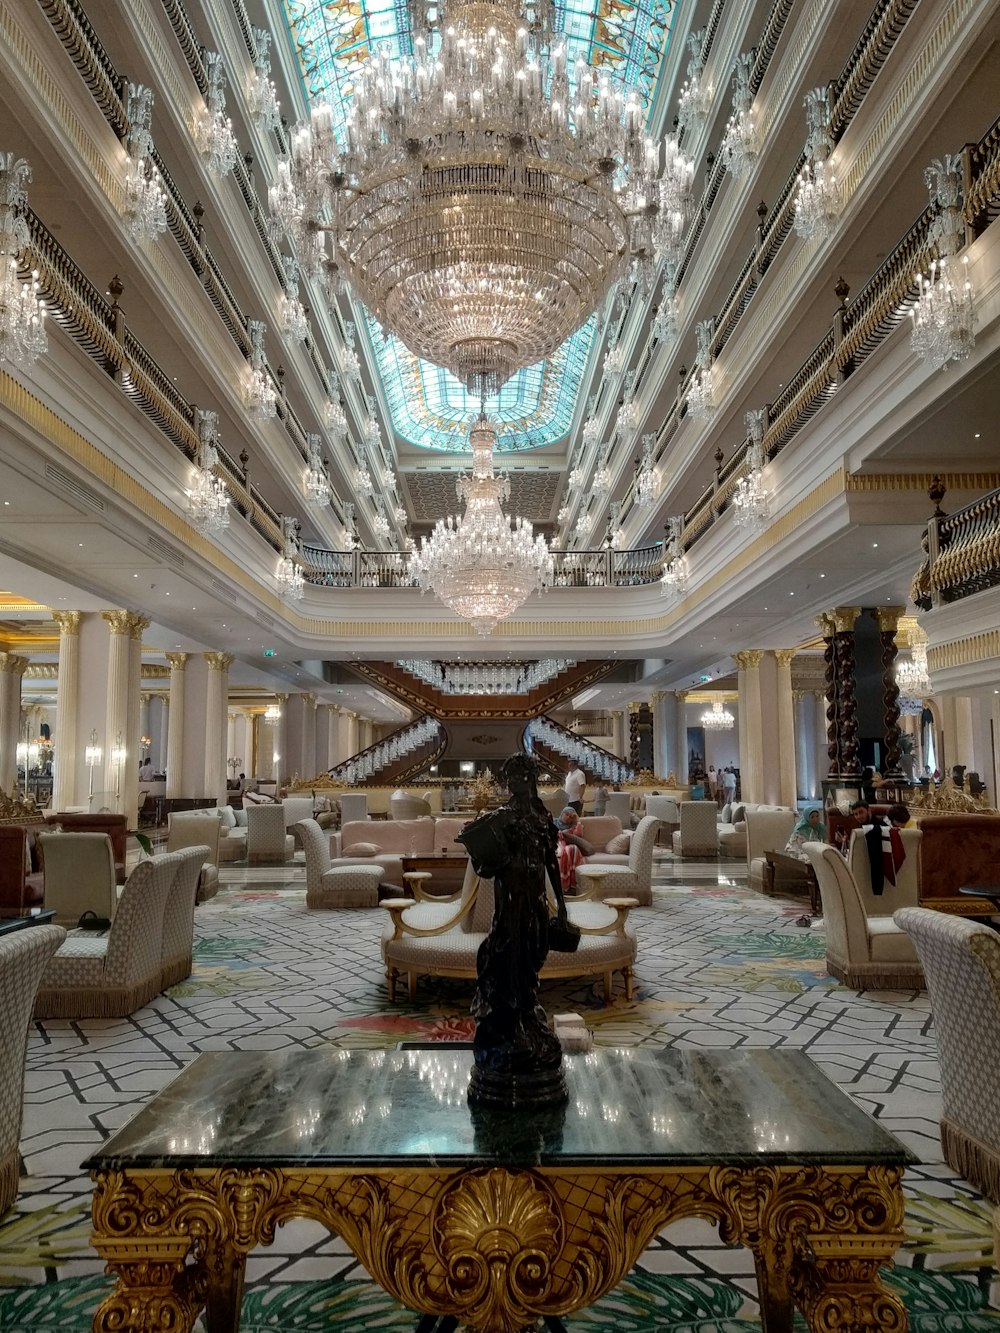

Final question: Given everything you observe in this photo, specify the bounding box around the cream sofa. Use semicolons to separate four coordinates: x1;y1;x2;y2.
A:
331;816;472;889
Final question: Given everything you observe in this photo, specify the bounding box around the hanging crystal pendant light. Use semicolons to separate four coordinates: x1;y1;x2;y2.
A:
324;371;347;441
732;408;769;530
910;155;976;370
364;394;382;448
721;53;757;181
304;433;330;508
701;699;735;730
652;260;680;343
193;53;240;178
372;499;391;538
793;86;841;242
410;415;553;635
581;395;600;447
280;256;309;345
608;499;626;550
354;447;373;497
661;515;688;596
275;516;305;599
635;433;658;507
896;638;931;697
245;320;277;417
188;410;230;533
247;29;281;134
0;153;47;370
341;320;361;382
592;445;612;496
122;85;167;245
687;318;716;418
677;29;711;140
604;326;626;375
616;370;638;435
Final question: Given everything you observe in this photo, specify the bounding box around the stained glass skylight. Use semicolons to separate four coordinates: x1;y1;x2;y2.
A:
283;0;676;451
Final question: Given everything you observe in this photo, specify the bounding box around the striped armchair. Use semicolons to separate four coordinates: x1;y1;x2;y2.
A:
0;924;65;1215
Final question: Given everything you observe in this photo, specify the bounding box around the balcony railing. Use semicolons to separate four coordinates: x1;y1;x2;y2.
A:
298;545;666;589
912;488;1000;609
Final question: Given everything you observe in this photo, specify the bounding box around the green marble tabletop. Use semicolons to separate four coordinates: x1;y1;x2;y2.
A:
84;1047;914;1172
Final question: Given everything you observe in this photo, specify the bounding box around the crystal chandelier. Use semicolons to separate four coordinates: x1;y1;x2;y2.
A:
687;318;716;418
188;410;230;532
721;53;757;181
604;328;626;375
657;139;696;264
701;699;735;730
592;445;612;495
911;156;976;370
677;29;711;140
343;501;359;549
793;86;841;242
636;433;658;507
280;256;309;344
897;695;924;717
274;0;678;398
324;375;347;440
275;516;305;600
581;395;600;447
732;408;769;530
193;53;240;178
364;394;382;448
247;29;281;134
896;639;931;697
354;450;373;497
652;260;680;343
0;154;47;370
341;320;360;382
264;703;282;725
304;433;330;507
122;85;167;245
372;500;391;538
575;508;594;539
661;515;687;596
410;415;553;635
245;320;277;417
616;370;638;435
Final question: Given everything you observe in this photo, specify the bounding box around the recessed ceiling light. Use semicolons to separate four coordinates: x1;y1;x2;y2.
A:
2;501;9;506
165;591;170;596
789;591;794;596
78;542;83;547
975;433;981;438
872;542;878;548
819;573;825;578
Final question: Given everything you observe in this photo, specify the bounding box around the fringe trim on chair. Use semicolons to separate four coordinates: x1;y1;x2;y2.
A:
33;978;160;1019
0;1150;18;1216
161;955;193;989
942;1118;1000;1205
827;959;924;990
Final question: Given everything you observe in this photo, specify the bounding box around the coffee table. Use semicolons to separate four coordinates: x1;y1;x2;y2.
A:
0;907;56;935
85;1046;913;1333
401;852;468;896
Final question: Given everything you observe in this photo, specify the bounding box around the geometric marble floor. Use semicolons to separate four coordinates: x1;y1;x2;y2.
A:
2;854;999;1330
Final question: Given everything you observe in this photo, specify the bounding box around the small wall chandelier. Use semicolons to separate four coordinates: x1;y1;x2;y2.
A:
245;320;277;418
910;155;976;370
193;52;239;178
410;415;553;635
661;516;688;596
341;320;361;382
122;85;167;245
363;394;382;449
354;448;373;497
677;29;712;140
0;153;47;370
896;638;931;697
582;395;600;447
247;29;281;135
701;699;735;730
372;500;391;538
721;53;758;181
324;383;347;442
275;516;305;600
604;326;626;375
635;434;658;507
608;499;626;550
652;260;680;343
616;370;638;436
188;410;230;533
280;256;309;345
304;433;330;508
793;86;841;242
687;318;717;418
732;408;769;531
273;0;682;398
264;703;282;725
592;445;612;496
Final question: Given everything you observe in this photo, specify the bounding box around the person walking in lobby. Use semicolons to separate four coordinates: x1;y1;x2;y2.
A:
566;761;586;814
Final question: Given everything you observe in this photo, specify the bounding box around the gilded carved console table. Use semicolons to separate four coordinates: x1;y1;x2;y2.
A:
85;1047;914;1333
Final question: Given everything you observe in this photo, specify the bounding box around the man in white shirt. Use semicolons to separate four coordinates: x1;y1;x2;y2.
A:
565;762;586;814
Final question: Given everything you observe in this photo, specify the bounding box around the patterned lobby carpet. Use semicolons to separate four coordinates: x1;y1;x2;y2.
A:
2;856;998;1329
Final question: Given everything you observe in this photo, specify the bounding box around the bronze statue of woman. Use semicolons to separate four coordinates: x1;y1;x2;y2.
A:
457;753;579;1109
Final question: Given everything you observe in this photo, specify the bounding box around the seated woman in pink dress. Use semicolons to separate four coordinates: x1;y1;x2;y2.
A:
555;807;586;894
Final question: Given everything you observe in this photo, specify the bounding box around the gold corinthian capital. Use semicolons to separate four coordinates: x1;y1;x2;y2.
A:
733;650;763;671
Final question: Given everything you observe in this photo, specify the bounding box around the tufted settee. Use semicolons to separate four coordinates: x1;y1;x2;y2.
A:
330;817;472;890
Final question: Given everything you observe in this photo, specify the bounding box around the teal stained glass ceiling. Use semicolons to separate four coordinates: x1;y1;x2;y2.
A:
284;0;676;452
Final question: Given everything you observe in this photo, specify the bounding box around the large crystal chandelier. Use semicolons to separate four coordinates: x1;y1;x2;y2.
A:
247;29;281;134
193;53;239;178
410;415;553;634
793;86;841;242
245;320;277;418
910;156;976;370
721;53;757;181
635;433;658;507
701;699;735;730
687;318;716;418
122;85;167;245
274;0;678;398
0;154;47;370
188;411;230;533
732;408;769;530
677;29;711;140
304;433;330;508
276;516;305;600
896;638;931;697
660;515;688;596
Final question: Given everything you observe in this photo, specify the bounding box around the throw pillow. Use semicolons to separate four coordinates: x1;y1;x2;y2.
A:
606;832;632;854
731;803;745;824
344;841;380;857
217;805;237;829
233;809;248;827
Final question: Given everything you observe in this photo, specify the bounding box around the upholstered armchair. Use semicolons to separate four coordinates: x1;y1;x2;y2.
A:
604;791;632;823
38;832;117;926
0;826;44;916
746;809;798;892
389;793;433;820
574;814;659;906
33;851;182;1019
298;819;382;908
46;813;128;883
0;923;66;1215
671;801;719;857
846;827;921;916
160;845;209;988
894;908;1000;1202
803;843;922;990
167;813;221;901
246;803;295;864
339;792;369;825
644;795;679;844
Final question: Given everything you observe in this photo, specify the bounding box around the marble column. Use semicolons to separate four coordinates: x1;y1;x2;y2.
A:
101;612;139;813
51;612;81;810
301;694;317;779
204;653;233;806
272;695;288;790
651;690;670;779
773;649;797;808
734;650;764;804
674;693;688;784
346;711;360;757
315;704;333;775
327;706;342;767
125;615;150;826
152;695;168;773
0;651;28;793
610;710;625;759
165;652;188;798
831;606;862;777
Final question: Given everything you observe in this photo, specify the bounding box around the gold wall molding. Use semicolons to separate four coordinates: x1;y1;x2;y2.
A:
845;471;1000;493
24;664;57;679
829;606;862;634
928;631;1000;672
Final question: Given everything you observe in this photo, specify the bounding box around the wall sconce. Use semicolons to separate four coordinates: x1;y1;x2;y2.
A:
110;732;126;803
85;729;102;798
